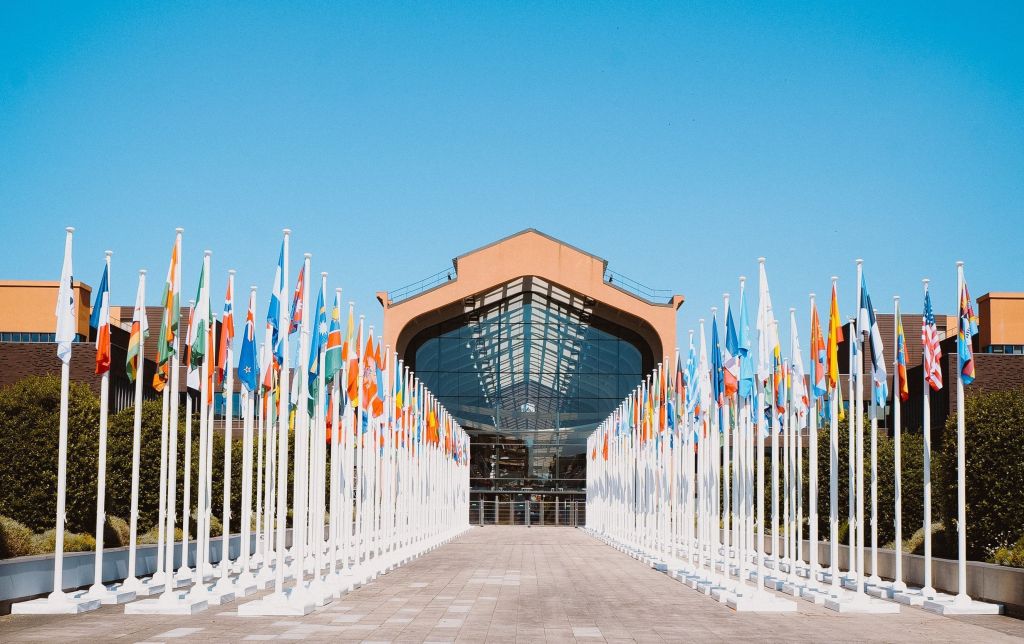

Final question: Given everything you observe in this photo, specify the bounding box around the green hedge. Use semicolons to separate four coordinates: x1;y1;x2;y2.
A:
0;374;289;555
937;388;1024;561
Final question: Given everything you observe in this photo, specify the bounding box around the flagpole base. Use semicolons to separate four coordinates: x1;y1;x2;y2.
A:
117;576;165;597
726;590;797;612
78;584;136;605
12;594;101;615
824;591;900;613
237;589;315;616
125;593;208;615
923;595;1002;615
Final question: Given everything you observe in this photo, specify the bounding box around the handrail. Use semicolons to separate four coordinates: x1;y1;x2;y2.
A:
602;269;674;303
386;267;456;304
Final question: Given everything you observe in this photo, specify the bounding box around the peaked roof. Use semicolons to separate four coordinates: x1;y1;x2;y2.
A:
452;229;607;271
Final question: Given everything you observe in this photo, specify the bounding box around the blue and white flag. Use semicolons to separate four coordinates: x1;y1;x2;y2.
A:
858;273;888;405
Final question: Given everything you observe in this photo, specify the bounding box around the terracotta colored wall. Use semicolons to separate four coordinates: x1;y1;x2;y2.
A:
380;231;682;360
979;293;1024;348
0;281;92;337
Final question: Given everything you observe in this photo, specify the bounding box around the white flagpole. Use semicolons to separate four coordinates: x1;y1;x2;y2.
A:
274;229;291;597
893;295;906;593
921;279;935;598
87;251;118;600
160;228;184;602
253;340;265;570
238;285;258;589
180;301;195;581
954;261;969;604
124;269;148;593
855;259;865;595
215;269;235;592
49;228;79;605
809;292;819;590
829;279;840;593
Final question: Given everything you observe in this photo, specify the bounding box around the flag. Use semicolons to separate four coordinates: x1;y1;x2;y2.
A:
737;285;754;399
896;310;909;402
922;289;943;391
55;231;76;365
289;264;304;335
153;235;181;390
684;337;698;417
126;274;149;382
91;262;111;375
959;274;977;385
362;335;379;414
238;289;258;392
307;284;327;413
859;273;888;405
267;243;285;364
810;303;826;398
347;317;360;406
711;316;724;407
325;292;343;383
756;261;781;384
826;282;843;391
188;260;210;368
723;305;739;398
216;278;234;384
791;313;808;425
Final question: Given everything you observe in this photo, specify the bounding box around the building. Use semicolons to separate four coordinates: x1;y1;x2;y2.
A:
378;229;684;508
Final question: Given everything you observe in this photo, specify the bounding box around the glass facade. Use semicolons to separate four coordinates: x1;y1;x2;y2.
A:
410;277;650;498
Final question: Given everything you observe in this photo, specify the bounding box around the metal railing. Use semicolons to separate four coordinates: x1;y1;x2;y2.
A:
603;269;674;303
386;267;457;304
470;499;586;527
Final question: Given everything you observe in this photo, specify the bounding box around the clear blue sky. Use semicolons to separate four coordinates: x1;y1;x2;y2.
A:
2;2;1021;354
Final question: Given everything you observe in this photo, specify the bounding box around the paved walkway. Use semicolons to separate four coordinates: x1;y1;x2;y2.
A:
2;527;1023;642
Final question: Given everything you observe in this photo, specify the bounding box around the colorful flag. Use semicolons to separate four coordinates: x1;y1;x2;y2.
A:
347;317;361;406
325;292;343;383
307;284;327;413
737;285;754;399
238;289;258;392
723;304;739;398
859;273;888;405
362;335;379;413
216;278;234;384
153;235;181;390
289;264;305;335
958;274;977;385
126;273;148;383
90;262;111;375
826;282;843;391
188;260;210;368
711;316;724;407
791;313;808;426
896;310;909;402
267;243;284;364
810;303;826;399
922;289;943;391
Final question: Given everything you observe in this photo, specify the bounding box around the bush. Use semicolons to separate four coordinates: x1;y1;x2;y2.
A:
991;535;1024;568
137;524;183;545
937;388;1024;560
105;515;130;548
31;529;96;554
0;515;34;558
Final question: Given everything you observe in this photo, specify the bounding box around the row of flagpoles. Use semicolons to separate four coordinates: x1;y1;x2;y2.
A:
584;258;1000;615
15;227;471;617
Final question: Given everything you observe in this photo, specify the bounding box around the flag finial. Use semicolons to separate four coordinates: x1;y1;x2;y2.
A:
321;271;327;278
739;275;746;287
66;226;75;233
104;250;113;258
790;307;796;313
139;269;146;276
228;269;236;276
956;260;964;268
304;252;312;259
809;292;815;300
204;249;212;257
282;228;291;236
250;285;257;293
757;257;765;264
894;295;900;303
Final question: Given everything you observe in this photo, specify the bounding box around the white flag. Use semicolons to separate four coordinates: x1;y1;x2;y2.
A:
756;261;779;380
55;230;76;364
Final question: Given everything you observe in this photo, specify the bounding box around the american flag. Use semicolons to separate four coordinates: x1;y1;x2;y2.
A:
922;289;943;391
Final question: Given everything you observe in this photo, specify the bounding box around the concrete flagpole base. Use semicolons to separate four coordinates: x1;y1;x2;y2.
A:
823;590;901;613
237;589;315;617
892;587;949;606
116;577;165;597
77;585;136;605
726;589;798;612
125;592;208;615
923;595;1002;615
12;593;101;615
187;582;236;606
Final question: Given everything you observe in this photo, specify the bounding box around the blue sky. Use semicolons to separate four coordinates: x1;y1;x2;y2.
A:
1;2;1021;353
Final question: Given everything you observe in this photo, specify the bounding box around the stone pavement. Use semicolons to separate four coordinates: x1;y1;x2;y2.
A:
2;526;1023;642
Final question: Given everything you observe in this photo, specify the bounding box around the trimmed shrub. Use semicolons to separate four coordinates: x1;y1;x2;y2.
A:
991;536;1024;568
31;529;96;554
937;388;1024;560
0;515;34;558
105;515;131;548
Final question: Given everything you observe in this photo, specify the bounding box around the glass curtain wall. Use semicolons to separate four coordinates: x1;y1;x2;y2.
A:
411;277;648;497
